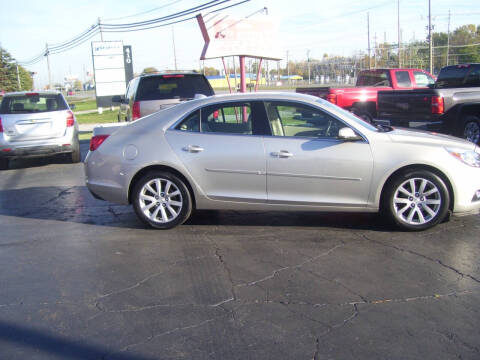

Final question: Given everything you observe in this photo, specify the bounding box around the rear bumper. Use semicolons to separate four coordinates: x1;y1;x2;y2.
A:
0;128;77;159
0;144;75;158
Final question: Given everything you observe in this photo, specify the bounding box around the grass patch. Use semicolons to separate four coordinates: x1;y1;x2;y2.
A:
76;110;117;124
69;99;97;112
79;131;92;141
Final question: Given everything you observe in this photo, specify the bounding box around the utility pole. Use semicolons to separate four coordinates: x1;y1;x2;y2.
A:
16;62;21;90
45;43;52;90
374;32;377;68
367;12;371;69
172;26;177;70
428;0;433;74
397;0;401;67
98;18;103;41
446;9;451;66
286;50;289;84
307;49;311;84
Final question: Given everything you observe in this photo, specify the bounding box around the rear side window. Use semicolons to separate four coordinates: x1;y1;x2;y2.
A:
136;75;213;101
0;94;68;114
356;70;390;86
395;71;412;87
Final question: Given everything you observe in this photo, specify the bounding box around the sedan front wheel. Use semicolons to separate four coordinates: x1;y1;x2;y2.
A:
132;171;192;229
383;170;450;231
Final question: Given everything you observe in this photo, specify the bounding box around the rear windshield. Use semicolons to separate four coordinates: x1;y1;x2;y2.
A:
0;94;68;114
136;74;214;101
435;64;480;88
356;70;391;87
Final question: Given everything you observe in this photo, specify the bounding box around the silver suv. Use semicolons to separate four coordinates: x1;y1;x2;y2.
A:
112;72;214;122
0;91;80;169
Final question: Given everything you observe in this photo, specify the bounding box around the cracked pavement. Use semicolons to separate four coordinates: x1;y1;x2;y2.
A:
0;144;480;359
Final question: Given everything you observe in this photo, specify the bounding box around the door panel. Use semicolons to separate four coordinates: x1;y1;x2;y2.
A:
262;100;373;207
165;131;266;202
264;138;373;206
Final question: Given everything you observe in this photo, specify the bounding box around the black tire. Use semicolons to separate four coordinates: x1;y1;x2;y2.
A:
132;171;192;229
0;158;9;170
353;109;374;124
70;140;81;163
382;169;450;231
462;115;480;144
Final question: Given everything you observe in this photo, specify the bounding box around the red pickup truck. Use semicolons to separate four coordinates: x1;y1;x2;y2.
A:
296;68;435;123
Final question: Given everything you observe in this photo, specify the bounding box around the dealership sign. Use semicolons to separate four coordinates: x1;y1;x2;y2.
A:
91;41;127;107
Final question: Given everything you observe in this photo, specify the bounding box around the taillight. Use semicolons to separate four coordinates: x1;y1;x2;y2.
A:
326;93;337;104
66;111;75;127
89;135;109;151
132;101;141;121
0;117;3;133
431;96;444;114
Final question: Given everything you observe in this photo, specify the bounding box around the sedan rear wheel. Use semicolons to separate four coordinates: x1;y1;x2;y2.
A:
383;170;449;231
132;171;192;229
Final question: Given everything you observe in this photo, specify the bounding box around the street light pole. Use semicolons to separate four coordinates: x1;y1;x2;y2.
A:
429;0;433;74
45;43;52;90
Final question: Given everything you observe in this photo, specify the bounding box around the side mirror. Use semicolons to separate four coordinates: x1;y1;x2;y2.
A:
338;127;362;141
69;103;76;110
112;95;125;103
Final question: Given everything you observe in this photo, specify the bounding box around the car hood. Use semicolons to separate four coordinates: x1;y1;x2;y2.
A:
386;127;476;151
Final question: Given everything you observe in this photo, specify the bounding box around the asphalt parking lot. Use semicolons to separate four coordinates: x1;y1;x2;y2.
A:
0;141;479;360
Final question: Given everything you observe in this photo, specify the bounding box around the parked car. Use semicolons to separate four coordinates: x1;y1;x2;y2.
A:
84;92;480;231
377;63;480;144
0;91;80;169
296;68;435;123
112;72;214;122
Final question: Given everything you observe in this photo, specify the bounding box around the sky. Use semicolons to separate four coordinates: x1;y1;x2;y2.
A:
1;0;479;88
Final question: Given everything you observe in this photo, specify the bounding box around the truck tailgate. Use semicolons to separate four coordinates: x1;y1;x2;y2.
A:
295;87;330;99
377;90;436;122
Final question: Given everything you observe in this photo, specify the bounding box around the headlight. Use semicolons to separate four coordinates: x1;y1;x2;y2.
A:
446;148;480;168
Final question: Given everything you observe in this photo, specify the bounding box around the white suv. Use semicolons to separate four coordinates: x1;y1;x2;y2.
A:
0;91;80;170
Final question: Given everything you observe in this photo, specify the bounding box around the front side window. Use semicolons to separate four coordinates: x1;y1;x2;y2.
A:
264;101;345;139
414;71;435;87
395;71;412;87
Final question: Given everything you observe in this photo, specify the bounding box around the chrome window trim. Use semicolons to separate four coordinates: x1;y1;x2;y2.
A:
168;98;370;143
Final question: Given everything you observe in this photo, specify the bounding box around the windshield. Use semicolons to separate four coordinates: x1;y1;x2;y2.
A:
316;98;379;132
0;93;68;114
136;74;214;101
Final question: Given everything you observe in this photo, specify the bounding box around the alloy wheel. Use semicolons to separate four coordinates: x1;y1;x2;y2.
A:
392;177;442;225
138;178;183;223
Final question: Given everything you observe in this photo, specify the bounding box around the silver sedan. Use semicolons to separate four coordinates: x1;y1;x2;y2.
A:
84;92;480;230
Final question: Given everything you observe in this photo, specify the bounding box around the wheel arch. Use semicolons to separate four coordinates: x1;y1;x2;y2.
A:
128;164;197;209
378;164;455;211
351;101;377;117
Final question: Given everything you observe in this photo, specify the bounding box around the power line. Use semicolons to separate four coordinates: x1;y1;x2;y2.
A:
17;0;250;65
103;0;184;21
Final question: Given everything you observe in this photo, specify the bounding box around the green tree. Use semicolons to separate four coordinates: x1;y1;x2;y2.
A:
0;45;33;91
203;66;219;76
142;67;158;74
0;46;18;91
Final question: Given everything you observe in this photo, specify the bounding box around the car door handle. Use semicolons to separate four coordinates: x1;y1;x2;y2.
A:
183;145;204;153
271;150;293;158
